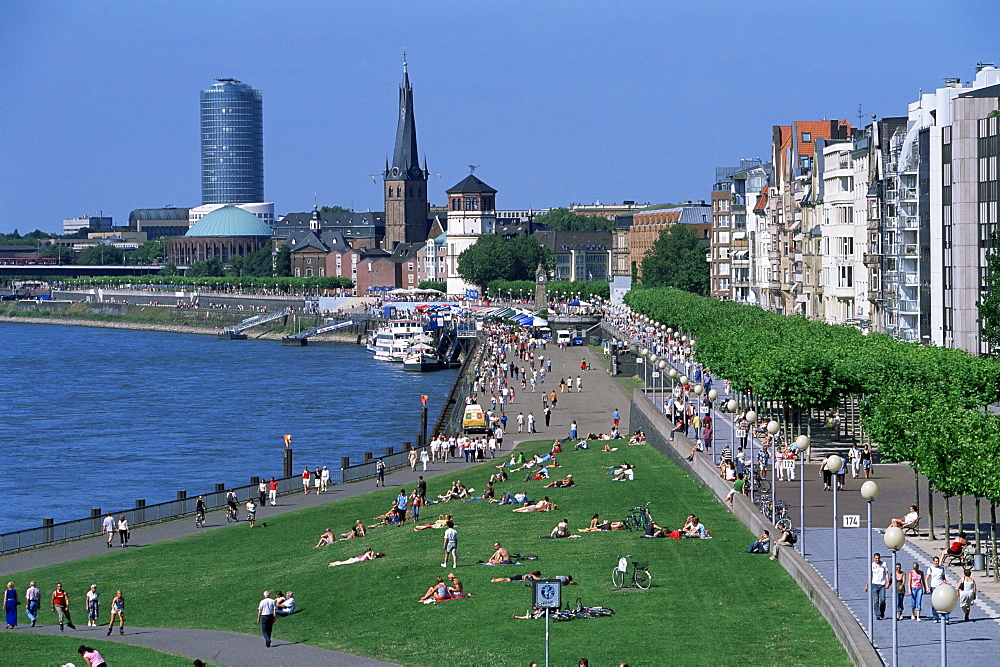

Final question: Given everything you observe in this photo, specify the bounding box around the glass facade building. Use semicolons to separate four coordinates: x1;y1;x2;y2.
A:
200;79;263;205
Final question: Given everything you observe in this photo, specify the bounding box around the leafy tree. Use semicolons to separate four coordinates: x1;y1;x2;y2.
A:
532;207;612;232
457;234;513;291
320;205;352;213
39;244;77;264
418;280;447;292
640;225;709;295
274;246;292;277
125;238;168;265
508;233;553;280
78;244;123;265
187;257;224;277
978;229;1000;352
227;245;274;277
159;262;179;276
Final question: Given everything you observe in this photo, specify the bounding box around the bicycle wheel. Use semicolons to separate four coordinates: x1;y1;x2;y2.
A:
775;517;792;532
612;567;626;588
633;568;652;590
757;478;771;493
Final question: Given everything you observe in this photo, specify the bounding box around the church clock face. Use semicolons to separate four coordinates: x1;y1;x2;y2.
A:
391;167;400;176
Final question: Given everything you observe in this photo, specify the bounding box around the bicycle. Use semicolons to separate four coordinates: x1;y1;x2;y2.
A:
612;555;652;590
571;598;615;618
510;553;539;561
749;469;771;494
195;509;206;528
226;504;239;523
624;503;652;531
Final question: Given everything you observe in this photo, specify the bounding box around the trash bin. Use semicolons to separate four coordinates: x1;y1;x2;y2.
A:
974;552;987;571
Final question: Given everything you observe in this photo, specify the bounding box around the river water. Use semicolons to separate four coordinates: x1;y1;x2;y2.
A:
0;322;458;532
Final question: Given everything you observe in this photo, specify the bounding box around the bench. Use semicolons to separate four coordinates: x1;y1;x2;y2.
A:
902;518;921;537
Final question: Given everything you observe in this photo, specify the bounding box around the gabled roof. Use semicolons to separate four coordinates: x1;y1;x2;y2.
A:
446;174;497;194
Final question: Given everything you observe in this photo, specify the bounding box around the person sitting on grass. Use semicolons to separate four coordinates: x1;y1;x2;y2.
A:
328;549;384;567
419;576;452;603
489;468;508;484
578;514;625;531
526;467;551;481
543;474;575;488
446;572;465;597
683;516;709;539
314;528;336;547
883;505;919;533
628;430;646;445
487;542;512;564
491;571;542;583
747;530;771;554
550;518;570;538
341;519;366;540
573;440;589;451
550;440;563;454
276;591;295;616
498;491;530;506
513;497;554;512
613;465;635;481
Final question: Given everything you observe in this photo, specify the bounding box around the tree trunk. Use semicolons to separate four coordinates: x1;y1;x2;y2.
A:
975;497;982;553
807;409;813;463
928;483;936;540
945;496;951;545
992;503;999;583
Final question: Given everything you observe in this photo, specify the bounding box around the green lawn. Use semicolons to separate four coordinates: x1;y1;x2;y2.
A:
1;634;194;666
7;441;849;666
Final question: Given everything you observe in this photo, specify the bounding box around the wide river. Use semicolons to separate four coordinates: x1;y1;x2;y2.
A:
1;322;458;533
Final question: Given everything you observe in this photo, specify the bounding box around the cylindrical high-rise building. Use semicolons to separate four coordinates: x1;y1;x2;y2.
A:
200;78;263;205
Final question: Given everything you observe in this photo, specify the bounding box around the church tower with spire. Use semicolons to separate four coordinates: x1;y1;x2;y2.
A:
383;55;429;249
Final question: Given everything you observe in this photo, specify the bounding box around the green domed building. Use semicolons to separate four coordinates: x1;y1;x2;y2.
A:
167;205;274;265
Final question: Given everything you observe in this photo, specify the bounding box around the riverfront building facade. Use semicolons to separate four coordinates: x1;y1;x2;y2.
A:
201;79;264;205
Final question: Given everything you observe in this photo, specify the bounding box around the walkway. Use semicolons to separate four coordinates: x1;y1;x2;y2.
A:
2;340;628;666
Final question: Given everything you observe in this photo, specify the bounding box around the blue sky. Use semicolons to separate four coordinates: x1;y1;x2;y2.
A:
0;1;994;233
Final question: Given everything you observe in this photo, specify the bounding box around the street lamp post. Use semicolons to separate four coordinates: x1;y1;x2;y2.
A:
639;349;649;394
826;454;844;593
931;584;958;667
657;360;668;411
745;410;758;502
725;399;738;467
706;388;717;457
861;480;881;641
796;435;811;557
766;420;780;524
884;527;906;667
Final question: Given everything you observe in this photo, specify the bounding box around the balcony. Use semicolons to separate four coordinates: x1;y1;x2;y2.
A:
867;290;882;301
863;253;880;266
768;250;782;262
899;299;920;314
767;280;783;291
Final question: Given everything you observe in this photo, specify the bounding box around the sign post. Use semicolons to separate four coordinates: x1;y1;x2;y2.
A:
533;578;562;667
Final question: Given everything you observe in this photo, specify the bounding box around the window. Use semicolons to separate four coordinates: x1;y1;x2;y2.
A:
839;266;853;288
802;132;812;143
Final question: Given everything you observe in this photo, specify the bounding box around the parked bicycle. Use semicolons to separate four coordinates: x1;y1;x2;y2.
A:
612;555;652;590
623;503;652;531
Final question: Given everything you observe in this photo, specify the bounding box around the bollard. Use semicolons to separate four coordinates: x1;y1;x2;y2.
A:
404;442;412;451
364;452;372;462
215;483;225;493
341;456;350;470
135;499;146;508
42;518;54;527
385;447;394;457
176;490;187;500
250;476;260;485
283;448;293;478
91;508;102;518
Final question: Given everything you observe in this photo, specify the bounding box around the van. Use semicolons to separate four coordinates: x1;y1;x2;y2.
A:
556;330;571;346
462;403;487;433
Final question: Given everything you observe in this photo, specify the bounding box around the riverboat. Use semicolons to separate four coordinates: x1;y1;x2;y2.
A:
371;319;426;362
402;342;442;372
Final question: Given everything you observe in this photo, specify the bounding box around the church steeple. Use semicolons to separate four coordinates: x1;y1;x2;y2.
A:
388;54;422;181
383;55;429;249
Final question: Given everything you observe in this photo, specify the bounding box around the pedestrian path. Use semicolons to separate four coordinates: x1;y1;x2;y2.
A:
806;527;1000;665
18;624;394;667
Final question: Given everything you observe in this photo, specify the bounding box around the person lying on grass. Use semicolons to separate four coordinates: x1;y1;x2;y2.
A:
550;518;570;538
489;469;508;484
550;440;563;454
513;497;553;512
526;467;551;481
314;528;336;547
613;465;635;481
496;491;530;505
341;519;366;540
487;542;512;564
491;571;542;583
577;514;624;532
412;514;454;531
543;474;574;488
328;549;385;567
628;431;646;445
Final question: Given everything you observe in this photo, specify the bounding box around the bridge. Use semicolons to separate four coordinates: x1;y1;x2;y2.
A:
0;264;169;278
220;308;292;339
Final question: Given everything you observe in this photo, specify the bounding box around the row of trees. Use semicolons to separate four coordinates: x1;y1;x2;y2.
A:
625;287;1000;566
485;279;610;301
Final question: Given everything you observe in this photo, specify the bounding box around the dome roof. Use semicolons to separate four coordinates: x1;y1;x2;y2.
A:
185;205;273;237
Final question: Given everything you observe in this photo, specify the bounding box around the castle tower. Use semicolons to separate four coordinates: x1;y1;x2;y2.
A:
383;57;429;249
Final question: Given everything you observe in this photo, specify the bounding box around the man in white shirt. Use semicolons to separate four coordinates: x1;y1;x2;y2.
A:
441;521;458;568
320;466;330;493
927;556;950;623
864;553;890;620
885;505;919;532
102;513;116;548
276;591;295;616
257;590;276;647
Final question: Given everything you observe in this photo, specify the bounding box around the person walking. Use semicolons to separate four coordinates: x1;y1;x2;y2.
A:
441;520;458;568
51;582;75;631
543;406;551;428
102;513;116;548
907;562;928;621
320;465;330;493
612;409;620;429
106;590;124;635
395;489;408;524
24;581;40;627
117;514;130;548
893;562;906;621
958;568;977;622
576;376;582;393
408;447;419;472
864;553;890;621
417;475;427;502
420;448;430;471
4;582;19;629
301;468;311;495
85;584;99;627
375;459;386;487
527;412;536;433
245;498;257;528
257;590;277;648
268;477;278;506
927;556;950;623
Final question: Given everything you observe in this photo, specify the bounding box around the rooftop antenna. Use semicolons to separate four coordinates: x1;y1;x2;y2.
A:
468;164;479;173
857;103;864;125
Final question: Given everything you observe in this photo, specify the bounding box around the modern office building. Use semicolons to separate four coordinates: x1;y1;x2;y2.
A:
201;78;264;205
63;216;112;235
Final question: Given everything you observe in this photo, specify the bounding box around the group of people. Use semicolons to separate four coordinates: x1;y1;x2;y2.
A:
866;553;977;623
3;581;124;635
256;588;298;648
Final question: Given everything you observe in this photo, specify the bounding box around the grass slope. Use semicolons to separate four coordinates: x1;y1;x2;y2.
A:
1;634;194;666
8;441;849;666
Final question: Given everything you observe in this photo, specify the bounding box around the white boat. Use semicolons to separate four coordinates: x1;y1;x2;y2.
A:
403;342;442;372
371;319;425;362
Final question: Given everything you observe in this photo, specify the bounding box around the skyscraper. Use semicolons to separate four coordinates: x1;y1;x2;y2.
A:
383;59;429;249
200;78;263;205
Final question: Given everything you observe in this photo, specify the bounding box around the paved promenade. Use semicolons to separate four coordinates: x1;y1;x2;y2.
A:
1;340;626;665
